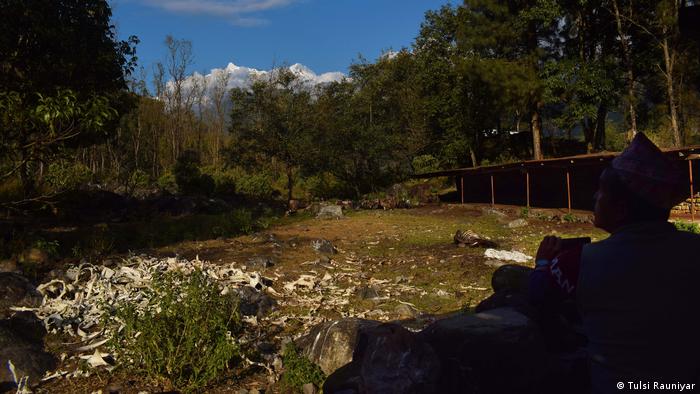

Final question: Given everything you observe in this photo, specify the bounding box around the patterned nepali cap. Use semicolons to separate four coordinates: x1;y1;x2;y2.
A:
611;133;686;209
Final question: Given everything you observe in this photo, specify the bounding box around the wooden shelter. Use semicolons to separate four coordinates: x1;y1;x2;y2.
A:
414;146;700;217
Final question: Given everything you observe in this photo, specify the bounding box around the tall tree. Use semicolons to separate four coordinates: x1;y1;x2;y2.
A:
228;68;314;205
0;0;137;197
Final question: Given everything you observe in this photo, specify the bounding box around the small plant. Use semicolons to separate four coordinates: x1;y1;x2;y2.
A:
33;238;60;258
520;207;530;218
674;221;700;234
280;343;326;393
112;270;242;393
562;213;576;223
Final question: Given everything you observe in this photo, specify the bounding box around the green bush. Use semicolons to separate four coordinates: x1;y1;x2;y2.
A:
129;169;150;189
412;154;440;174
173;150;215;196
113;269;242;393
212;171;237;197
235;172;276;200
302;172;352;199
44;160;92;191
281;343;326;393
674;221;700;234
211;208;256;237
157;171;178;194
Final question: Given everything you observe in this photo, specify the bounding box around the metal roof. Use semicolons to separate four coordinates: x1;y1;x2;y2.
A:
413;145;700;178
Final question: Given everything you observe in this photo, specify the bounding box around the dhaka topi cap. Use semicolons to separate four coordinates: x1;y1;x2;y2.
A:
611;132;686;209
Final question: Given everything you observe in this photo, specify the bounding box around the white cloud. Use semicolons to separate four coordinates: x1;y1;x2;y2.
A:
139;0;297;26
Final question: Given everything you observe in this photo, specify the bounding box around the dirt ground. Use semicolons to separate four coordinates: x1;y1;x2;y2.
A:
39;203;606;393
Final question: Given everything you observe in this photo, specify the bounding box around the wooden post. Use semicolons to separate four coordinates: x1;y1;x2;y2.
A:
566;170;572;214
460;176;464;204
526;171;530;208
690;160;695;222
490;174;495;207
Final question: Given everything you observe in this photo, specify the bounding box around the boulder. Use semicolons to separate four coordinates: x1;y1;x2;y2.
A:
296;318;381;375
0;259;17;273
419;307;548;393
0;273;42;320
490;264;532;294
18;248;49;266
324;323;441;394
317;205;343;219
236;286;276;318
0;323;55;389
394;304;419;319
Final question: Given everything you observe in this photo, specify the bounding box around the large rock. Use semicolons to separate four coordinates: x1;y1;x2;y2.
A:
0;273;42;320
236;286;276;318
296;318;381;375
0;322;55;390
490;264;532;294
323;323;441;394
419;307;548;393
316;205;343;219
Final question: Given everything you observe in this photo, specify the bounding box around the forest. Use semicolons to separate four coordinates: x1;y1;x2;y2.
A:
2;0;700;206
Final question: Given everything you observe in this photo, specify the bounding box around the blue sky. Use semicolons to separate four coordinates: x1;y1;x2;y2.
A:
110;0;453;79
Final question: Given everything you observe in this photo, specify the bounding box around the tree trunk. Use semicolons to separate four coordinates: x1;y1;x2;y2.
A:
469;147;478;168
531;101;543;160
286;164;294;208
662;37;682;147
594;103;607;151
612;0;638;140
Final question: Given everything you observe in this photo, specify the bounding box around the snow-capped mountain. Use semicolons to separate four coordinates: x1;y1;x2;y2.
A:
170;62;346;107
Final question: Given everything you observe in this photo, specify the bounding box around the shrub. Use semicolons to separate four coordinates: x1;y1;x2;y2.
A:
44;160;92;191
129;169;150;190
212;208;256;237
280;343;326;393
520;207;530;218
412;154;440;174
113;269;242;393
157;171;178;194
235;172;276;201
212;171;237;197
173;150;215;196
674;221;700;234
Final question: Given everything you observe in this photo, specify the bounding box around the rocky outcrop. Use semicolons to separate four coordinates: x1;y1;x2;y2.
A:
311;307;555;394
323;323;441;394
296;318;381;375
0;273;55;391
419;308;548;393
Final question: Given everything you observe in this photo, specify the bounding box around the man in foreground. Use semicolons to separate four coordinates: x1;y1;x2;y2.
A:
577;133;700;393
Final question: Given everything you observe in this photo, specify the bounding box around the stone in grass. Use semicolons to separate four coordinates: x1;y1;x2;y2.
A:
395;303;419;319
302;383;318;394
246;256;276;270
507;218;528;228
316;205;344;219
356;285;380;300
311;239;337;255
